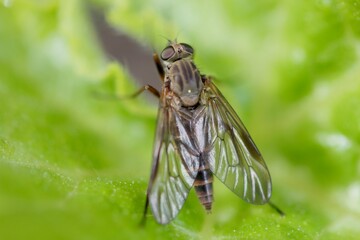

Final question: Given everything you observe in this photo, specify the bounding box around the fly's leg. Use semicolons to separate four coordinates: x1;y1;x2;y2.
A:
124;52;164;101
95;52;164;103
93;84;160;100
268;201;285;216
141;157;157;226
153;53;165;81
141;136;162;226
128;85;160;98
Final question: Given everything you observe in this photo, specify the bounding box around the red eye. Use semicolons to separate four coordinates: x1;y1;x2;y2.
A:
180;43;194;55
161;46;175;60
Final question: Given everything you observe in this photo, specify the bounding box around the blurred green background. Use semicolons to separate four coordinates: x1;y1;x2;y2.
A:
1;0;360;239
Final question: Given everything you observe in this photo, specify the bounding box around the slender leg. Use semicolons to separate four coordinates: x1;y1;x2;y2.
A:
140;192;150;226
130;85;160;98
140;148;161;226
142;182;151;225
95;52;164;102
93;84;160;101
268;201;285;216
153;53;165;81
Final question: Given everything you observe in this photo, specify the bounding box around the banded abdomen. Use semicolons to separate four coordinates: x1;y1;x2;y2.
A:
194;157;213;212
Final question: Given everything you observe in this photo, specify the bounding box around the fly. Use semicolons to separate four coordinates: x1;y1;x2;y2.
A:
132;41;281;224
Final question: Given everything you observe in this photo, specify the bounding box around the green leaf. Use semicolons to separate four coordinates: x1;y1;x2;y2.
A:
1;0;360;239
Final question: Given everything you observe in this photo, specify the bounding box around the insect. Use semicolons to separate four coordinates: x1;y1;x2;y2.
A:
139;41;272;224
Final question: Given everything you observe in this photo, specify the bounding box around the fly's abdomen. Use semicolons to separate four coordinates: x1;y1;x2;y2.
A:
194;159;213;212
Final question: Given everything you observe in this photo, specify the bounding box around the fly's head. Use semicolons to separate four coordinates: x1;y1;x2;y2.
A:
160;42;194;63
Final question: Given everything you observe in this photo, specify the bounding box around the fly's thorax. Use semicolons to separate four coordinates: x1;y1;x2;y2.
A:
166;59;204;107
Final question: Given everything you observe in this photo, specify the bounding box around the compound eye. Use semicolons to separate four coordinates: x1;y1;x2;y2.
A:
180;43;194;55
161;46;175;60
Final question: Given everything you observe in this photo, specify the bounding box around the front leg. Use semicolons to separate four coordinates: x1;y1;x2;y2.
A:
153;53;165;81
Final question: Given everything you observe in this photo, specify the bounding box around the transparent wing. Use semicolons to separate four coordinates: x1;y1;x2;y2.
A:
201;79;272;204
147;97;199;224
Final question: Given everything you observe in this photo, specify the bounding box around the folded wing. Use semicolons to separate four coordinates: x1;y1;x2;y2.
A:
147;98;199;224
201;80;272;204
